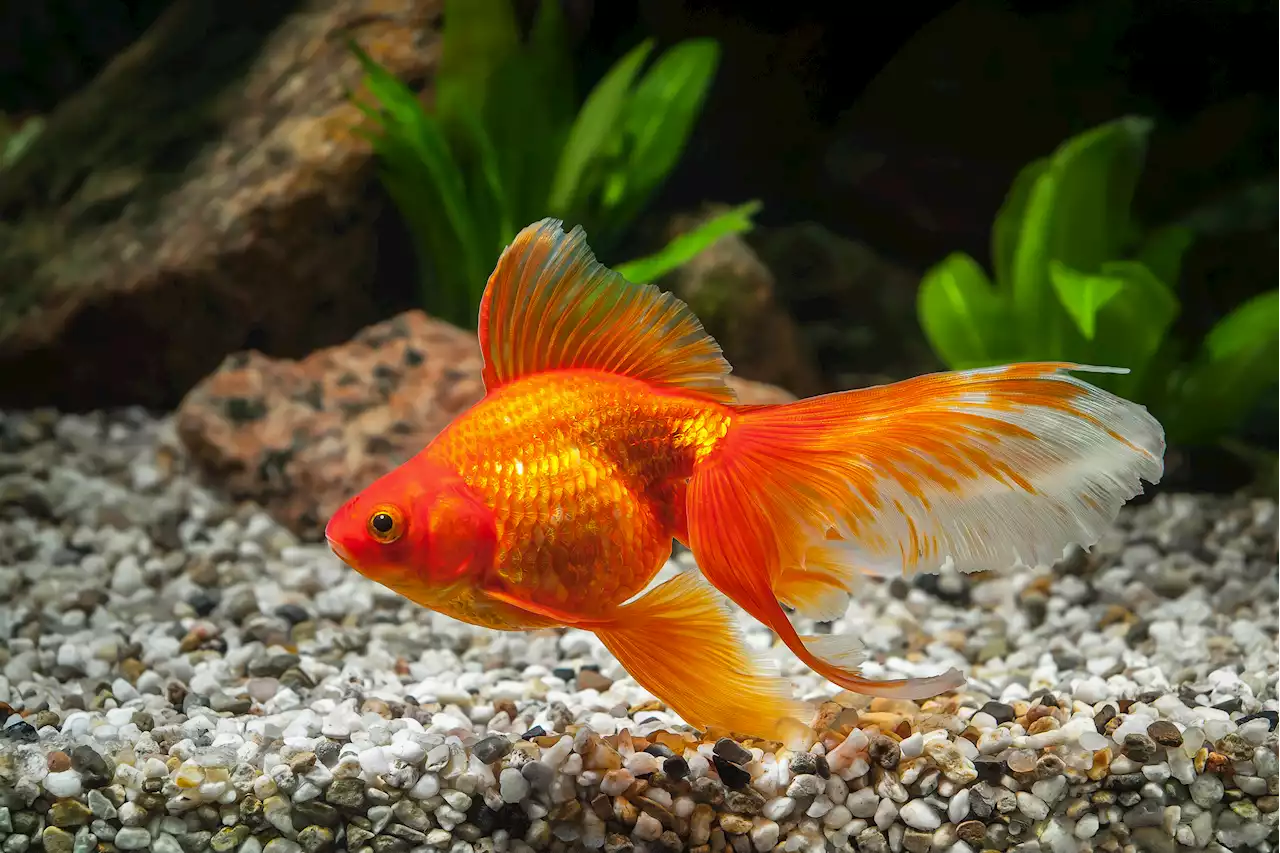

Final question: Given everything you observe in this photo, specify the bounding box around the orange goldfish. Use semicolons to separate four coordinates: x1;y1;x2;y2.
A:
325;218;1165;742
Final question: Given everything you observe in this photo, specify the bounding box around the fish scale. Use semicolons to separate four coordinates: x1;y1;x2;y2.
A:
430;369;731;616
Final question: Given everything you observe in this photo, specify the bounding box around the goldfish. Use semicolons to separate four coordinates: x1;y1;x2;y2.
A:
325;218;1165;742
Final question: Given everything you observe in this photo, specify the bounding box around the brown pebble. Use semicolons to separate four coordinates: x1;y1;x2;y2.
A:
956;820;987;845
1027;716;1060;735
719;815;752;835
637;797;675;829
578;669;614;692
868;734;901;770
47;751;71;773
629;700;665;714
118;658;146;684
1093;704;1117;730
613;796;639;826
1205;752;1230;774
1146;721;1182;748
1258;796;1278;813
1088;748;1113;781
1036;754;1066;779
360;699;391;719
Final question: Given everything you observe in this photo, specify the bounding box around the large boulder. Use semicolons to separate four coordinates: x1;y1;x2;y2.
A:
175;310;795;540
0;0;442;411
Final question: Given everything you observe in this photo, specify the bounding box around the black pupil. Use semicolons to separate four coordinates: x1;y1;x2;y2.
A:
371;513;394;534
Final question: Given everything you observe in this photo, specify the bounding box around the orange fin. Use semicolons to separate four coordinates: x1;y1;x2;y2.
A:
777;537;866;622
687;362;1164;699
592;571;810;745
477;219;736;403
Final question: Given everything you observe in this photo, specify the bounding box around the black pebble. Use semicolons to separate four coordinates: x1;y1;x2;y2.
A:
497;803;530;837
663;756;689;781
1;721;38;743
978;701;1016;724
274;604;310;625
712;738;753;766
711;754;751;790
644;744;676;759
188;590;220;617
1238;710;1279;731
521;726;547;740
552;667;576;681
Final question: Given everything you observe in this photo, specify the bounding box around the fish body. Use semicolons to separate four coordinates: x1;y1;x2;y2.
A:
326;218;1166;743
427;370;726;619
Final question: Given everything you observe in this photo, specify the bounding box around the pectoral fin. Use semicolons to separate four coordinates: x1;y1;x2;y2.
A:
591;571;810;745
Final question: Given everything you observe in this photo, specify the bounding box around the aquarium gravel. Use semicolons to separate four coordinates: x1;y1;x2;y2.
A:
1;408;1277;853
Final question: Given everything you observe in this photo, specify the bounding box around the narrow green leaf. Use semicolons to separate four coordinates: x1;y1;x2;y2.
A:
1166;290;1279;445
1047;260;1125;340
350;42;485;325
435;0;521;127
614;200;761;284
1136;225;1195;290
482;0;573;225
547;39;655;218
599;39;720;234
916;253;1009;370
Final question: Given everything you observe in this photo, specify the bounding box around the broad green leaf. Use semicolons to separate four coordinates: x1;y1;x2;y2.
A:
1084;260;1180;395
614;200;761;284
1009;117;1153;347
1166;289;1279;445
547;39;655;218
1136;225;1195;290
1203;288;1279;360
1045;115;1153;269
991;157;1048;293
916;253;1010;370
435;0;521;128
1047;260;1125;340
599;39;720;234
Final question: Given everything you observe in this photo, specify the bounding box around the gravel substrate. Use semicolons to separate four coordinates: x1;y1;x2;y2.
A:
1;409;1277;853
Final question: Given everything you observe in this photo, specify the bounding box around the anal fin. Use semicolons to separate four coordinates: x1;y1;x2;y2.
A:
592;572;810;745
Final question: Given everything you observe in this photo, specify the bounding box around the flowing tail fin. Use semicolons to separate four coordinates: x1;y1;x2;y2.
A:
685;362;1165;700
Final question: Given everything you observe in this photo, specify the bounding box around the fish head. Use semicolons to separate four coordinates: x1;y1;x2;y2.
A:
325;457;497;606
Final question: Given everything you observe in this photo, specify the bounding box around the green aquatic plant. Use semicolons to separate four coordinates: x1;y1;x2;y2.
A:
0;113;43;171
349;0;758;328
917;116;1278;447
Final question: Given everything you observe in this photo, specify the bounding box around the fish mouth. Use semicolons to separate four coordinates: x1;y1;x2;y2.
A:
326;535;355;566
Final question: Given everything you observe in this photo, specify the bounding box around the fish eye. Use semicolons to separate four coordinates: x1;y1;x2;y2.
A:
366;506;403;544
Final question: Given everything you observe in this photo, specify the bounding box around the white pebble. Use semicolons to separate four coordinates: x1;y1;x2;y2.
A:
43;770;83;798
499;768;530;803
898;800;941;830
623;752;659;776
847;787;879;818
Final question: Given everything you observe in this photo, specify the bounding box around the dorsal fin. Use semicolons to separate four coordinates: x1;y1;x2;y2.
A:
476;218;737;404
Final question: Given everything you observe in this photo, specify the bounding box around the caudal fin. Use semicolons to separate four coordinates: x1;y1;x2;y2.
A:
685;362;1164;700
592;571;810;744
